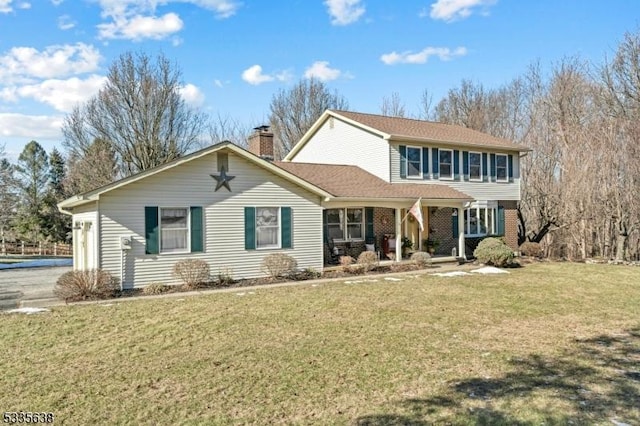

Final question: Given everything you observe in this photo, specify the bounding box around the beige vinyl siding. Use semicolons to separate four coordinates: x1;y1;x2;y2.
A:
389;143;521;201
290;116;391;182
98;152;323;288
70;203;98;271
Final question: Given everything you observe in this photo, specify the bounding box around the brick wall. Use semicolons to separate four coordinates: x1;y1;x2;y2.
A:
500;200;519;250
429;207;456;256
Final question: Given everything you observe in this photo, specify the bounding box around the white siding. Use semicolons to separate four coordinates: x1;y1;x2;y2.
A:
70;203;98;270
96;152;323;288
290;117;391;181
389;143;521;201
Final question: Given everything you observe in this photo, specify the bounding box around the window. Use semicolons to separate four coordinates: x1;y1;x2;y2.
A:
469;152;482;181
160;208;189;253
325;208;364;241
256;207;280;249
406;146;422;178
439;149;453;179
464;202;497;237
496;154;508;182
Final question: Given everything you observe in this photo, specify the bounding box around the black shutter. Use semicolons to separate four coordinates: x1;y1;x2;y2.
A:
365;207;374;242
432;148;439;179
452;214;459;238
145;206;159;254
422;147;429;179
497;206;505;236
453;150;460;180
482;153;488;182
508;154;514;183
281;207;292;249
244;207;256;250
399;145;407;179
490;153;496;182
463;151;469;181
190;206;203;253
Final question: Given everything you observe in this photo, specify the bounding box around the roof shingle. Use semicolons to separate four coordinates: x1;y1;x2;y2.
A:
274;162;471;200
332;110;529;151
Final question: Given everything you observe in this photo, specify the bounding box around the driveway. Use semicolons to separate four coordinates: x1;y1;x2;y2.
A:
0;266;71;309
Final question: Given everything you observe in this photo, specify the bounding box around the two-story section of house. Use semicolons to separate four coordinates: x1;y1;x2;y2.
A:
278;110;530;260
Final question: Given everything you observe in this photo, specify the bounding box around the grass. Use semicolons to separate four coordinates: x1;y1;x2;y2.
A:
1;262;639;425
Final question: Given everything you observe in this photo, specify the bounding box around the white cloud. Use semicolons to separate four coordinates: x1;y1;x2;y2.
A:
179;83;205;107
0;113;63;140
98;12;183;41
96;0;240;41
324;0;365;25
0;43;101;83
241;65;273;85
57;14;76;30
429;0;496;22
241;65;290;86
17;1;29;9
0;0;13;13
16;75;107;112
51;0;64;5
304;61;343;81
380;46;467;65
213;79;223;88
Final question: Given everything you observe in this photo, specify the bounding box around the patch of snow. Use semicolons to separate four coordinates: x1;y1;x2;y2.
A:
235;292;246;296
100;303;114;307
311;284;319;287
471;266;509;274
384;277;403;282
611;419;632;426
6;307;49;314
433;271;471;277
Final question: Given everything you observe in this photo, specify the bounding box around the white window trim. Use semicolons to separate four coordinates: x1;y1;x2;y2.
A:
496;154;509;183
464;202;498;237
159;207;191;255
469;151;483;182
255;206;281;250
326;207;365;242
406;146;423;179
439;148;454;180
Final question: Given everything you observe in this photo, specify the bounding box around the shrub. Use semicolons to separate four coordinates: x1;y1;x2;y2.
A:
54;269;119;302
346;263;365;274
411;251;432;268
215;267;235;286
519;241;544;258
339;255;354;266
142;282;171;295
261;253;297;279
357;251;378;272
172;259;210;289
474;237;514;267
292;267;321;280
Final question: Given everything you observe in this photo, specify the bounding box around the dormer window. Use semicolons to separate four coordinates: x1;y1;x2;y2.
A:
406;146;422;178
439;149;453;180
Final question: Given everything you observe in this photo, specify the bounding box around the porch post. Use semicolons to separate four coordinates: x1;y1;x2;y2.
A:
395;207;402;262
458;205;466;260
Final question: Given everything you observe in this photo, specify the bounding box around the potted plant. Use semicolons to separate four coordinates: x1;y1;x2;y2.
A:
424;238;440;255
401;237;413;258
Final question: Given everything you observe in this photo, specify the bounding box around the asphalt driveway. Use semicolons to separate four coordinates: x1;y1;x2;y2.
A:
0;266;71;308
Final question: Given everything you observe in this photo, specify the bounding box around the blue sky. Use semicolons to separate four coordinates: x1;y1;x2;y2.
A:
0;0;638;161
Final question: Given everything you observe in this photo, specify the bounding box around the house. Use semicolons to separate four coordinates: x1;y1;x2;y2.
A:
58;110;529;288
279;110;529;260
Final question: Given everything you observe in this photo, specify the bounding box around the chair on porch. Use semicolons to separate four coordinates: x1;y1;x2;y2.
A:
326;237;345;265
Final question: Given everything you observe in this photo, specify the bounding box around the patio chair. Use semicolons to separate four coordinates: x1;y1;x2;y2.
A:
326;237;345;264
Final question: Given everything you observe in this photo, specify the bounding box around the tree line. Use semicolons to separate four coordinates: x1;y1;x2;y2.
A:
2;31;639;261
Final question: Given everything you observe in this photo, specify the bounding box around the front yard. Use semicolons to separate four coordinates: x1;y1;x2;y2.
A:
1;262;639;424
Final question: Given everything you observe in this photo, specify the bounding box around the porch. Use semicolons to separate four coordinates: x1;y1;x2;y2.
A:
322;202;469;266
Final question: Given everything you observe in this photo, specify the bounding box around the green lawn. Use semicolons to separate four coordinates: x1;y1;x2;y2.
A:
2;263;639;425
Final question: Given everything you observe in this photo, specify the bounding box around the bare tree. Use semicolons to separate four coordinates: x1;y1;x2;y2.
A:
418;89;435;120
65;138;118;195
207;113;253;148
62;51;207;176
380;92;407;117
269;78;349;159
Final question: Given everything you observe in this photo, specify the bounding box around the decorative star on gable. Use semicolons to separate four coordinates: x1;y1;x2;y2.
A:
210;166;235;192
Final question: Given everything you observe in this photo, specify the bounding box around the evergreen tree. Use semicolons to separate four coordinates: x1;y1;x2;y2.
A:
0;149;18;241
15;141;49;242
43;148;71;242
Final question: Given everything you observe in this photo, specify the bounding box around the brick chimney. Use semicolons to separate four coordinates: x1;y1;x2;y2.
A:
248;125;274;161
